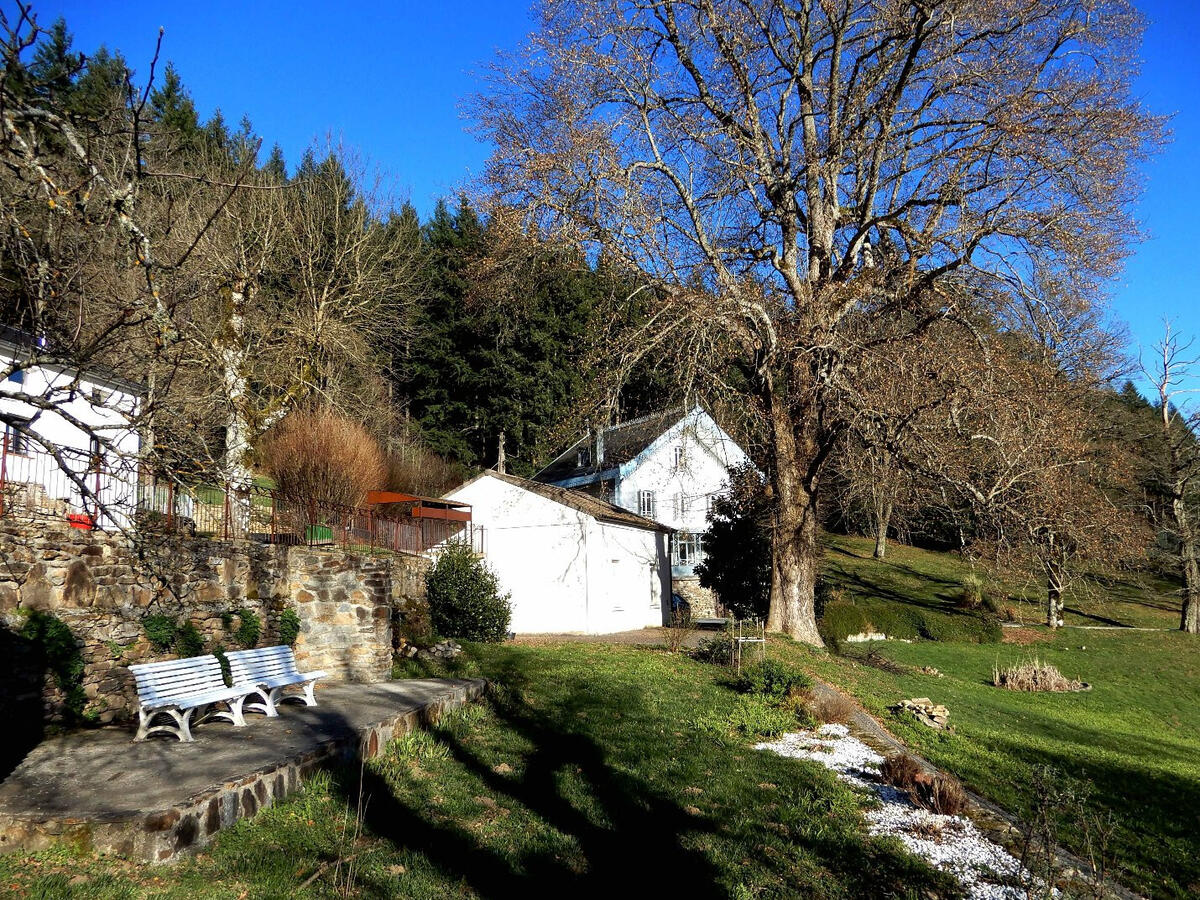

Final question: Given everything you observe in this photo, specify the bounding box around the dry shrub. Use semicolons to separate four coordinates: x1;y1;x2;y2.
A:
992;657;1085;693
879;753;923;791
807;691;857;725
386;429;467;496
910;773;968;816
259;408;386;507
663;608;695;652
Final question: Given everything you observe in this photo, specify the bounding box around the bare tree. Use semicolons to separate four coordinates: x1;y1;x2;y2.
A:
1143;323;1200;634
475;0;1160;641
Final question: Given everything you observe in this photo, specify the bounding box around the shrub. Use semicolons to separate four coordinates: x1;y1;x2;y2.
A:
910;773;968;816
211;643;232;685
992;657;1085;692
692;635;733;665
663;606;694;652
231;608;261;649
398;598;435;647
259;407;387;507
278;608;301;646
735;658;811;700
695;463;773;620
174;621;205;658
20;610;86;721
955;573;985;610
426;540;511;642
813;576;835;620
879;753;923;791
807;691;857;725
142;613;177;651
866;605;921;641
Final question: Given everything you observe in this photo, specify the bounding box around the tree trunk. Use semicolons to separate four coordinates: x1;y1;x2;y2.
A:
1046;561;1064;629
873;500;892;560
765;394;824;645
1176;502;1200;633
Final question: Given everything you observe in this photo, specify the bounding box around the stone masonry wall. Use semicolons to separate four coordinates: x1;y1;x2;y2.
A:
0;515;428;745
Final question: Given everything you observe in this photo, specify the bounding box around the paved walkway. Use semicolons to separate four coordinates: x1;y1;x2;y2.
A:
0;678;485;861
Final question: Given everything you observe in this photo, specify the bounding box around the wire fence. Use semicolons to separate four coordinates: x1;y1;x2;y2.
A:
0;436;482;557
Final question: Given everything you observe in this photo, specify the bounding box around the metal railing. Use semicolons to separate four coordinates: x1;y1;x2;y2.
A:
0;436;482;556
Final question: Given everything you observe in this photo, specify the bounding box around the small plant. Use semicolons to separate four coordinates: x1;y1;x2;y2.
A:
663;606;694;652
143;613;177;651
993;657;1086;693
211;643;232;685
807;690;857;725
909;773;968;816
880;753;924;791
735;658;811;700
278;608;302;646
697;695;797;739
955;573;985;610
426;540;512;642
174;620;205;658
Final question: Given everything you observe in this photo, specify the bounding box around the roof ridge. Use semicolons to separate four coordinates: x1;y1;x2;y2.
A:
602;404;688;434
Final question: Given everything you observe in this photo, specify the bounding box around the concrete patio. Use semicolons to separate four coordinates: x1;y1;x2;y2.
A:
0;677;486;862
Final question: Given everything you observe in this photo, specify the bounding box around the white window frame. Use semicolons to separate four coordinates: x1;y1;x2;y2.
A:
671;531;704;566
638;489;657;518
3;418;31;455
673;445;685;468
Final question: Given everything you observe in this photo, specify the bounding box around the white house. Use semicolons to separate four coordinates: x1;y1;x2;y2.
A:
443;471;672;634
535;405;751;616
1;327;143;528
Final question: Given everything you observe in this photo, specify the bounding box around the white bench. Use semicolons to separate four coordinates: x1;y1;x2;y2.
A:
129;655;259;742
226;645;327;717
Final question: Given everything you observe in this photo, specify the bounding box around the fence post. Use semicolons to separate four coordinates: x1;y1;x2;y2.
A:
223;484;231;541
167;480;175;530
270;492;277;542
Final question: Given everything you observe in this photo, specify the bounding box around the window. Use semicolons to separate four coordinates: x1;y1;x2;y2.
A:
673;445;685;468
638;489;657;518
88;436;103;471
577;447;591;468
672;532;705;566
3;419;30;455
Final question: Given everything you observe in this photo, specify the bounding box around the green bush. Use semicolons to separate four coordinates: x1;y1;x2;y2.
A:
735;658;811;700
20;609;86;722
211;643;232;685
818;600;869;650
813;576;835;619
174;620;205;658
232;608;261;649
867;605;921;641
692;635;733;665
278;608;301;646
426;540;511;642
142;613;177;651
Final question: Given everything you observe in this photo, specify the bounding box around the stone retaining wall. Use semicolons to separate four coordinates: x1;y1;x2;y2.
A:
0;516;430;746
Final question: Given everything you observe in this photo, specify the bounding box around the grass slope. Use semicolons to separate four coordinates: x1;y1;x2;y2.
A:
804;536;1200;898
0;645;957;900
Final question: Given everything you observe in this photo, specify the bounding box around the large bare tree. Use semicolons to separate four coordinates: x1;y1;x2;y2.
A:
475;0;1160;641
1144;323;1200;634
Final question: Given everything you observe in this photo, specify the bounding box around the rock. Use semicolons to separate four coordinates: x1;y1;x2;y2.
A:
890;698;951;730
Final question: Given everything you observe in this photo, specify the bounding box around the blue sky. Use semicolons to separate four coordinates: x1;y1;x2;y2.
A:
34;0;1200;390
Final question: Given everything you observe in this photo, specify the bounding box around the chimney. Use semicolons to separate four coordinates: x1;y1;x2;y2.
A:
497;431;506;475
595;425;605;466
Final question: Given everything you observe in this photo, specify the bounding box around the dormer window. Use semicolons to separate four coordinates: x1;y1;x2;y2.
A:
577;447;591;468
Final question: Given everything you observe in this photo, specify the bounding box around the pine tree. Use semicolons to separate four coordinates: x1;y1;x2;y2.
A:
149;63;202;156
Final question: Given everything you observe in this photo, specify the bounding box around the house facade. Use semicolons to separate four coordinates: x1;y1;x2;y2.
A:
444;471;672;634
1;328;143;528
535;405;750;617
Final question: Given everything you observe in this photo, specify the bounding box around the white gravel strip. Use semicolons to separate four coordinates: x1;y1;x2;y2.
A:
755;724;1041;899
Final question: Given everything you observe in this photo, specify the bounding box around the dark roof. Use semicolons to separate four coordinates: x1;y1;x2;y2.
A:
470;471;670;532
535;407;689;484
0;325;146;396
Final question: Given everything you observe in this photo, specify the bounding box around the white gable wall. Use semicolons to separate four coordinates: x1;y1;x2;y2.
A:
612;407;749;533
585;519;670;633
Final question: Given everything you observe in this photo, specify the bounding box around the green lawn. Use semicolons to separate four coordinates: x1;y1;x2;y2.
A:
0;644;958;900
803;535;1200;898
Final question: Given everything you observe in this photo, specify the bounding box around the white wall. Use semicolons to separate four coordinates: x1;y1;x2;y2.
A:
612;407;748;532
444;474;669;634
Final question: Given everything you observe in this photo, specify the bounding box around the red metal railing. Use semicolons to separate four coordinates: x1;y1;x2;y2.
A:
0;438;482;556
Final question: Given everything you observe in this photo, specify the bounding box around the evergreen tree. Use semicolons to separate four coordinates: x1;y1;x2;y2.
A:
28;17;82;102
262;143;288;181
149;63;202;156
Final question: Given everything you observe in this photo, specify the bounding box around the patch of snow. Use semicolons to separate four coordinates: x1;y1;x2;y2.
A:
755;724;1042;900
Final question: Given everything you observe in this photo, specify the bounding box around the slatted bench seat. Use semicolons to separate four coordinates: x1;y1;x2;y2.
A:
129;655;259;742
226;645;328;717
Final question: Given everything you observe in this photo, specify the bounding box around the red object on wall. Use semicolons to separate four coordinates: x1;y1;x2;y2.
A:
67;513;95;530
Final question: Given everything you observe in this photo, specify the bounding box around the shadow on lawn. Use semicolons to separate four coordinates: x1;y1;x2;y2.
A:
321;651;958;899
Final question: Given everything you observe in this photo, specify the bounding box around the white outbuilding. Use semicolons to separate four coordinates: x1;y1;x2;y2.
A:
443;470;672;635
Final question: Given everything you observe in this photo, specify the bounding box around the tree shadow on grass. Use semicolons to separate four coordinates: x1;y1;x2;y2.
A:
327;649;961;899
